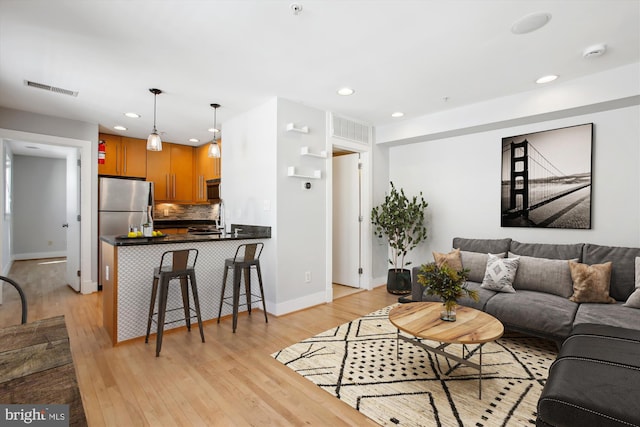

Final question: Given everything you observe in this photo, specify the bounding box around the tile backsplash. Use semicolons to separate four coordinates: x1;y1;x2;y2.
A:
154;203;219;220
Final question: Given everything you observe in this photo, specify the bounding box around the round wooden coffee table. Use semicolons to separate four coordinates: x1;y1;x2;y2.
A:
389;302;504;398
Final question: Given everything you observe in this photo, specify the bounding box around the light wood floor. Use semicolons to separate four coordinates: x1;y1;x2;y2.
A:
1;258;398;426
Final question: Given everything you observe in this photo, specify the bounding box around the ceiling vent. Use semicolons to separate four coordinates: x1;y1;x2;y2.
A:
24;80;78;97
330;113;370;145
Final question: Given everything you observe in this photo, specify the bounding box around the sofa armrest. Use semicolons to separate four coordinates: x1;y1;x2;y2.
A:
411;266;424;302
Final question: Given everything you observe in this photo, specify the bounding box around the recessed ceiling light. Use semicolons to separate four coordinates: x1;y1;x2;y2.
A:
124;112;140;118
391;112;404;118
536;75;558;84
337;87;355;96
511;12;552;34
208;128;220;133
189;138;199;143
114;125;127;131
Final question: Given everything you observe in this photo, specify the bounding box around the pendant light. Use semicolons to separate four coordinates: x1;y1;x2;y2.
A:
147;88;163;151
208;103;221;158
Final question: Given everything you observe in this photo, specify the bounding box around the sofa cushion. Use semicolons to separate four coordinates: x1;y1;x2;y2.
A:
510;240;583;261
481;254;519;293
484;290;578;339
452;237;511;254
421;281;495;311
574;302;640;330
568;261;615;303
623;256;640;308
582;243;640;301
432;249;462;271
460;251;505;283
509;252;575;298
537;324;640;427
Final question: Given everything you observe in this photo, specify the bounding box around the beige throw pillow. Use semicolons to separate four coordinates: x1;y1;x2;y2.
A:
568;261;615;303
432;249;463;271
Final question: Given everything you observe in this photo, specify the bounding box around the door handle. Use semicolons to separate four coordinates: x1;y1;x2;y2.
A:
62;223;69;228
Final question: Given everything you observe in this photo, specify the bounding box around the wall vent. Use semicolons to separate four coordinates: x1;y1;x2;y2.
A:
24;80;79;97
330;113;370;145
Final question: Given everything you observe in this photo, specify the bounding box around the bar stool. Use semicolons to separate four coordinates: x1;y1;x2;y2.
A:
217;242;268;332
145;249;204;356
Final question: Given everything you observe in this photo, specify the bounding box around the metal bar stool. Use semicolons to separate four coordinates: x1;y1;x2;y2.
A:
217;242;268;332
0;276;27;325
145;249;204;356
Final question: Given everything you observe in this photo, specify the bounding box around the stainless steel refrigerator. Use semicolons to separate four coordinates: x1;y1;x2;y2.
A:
98;177;153;288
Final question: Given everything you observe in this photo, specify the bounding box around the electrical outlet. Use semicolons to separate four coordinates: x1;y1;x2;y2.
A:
163;208;169;216
304;271;311;283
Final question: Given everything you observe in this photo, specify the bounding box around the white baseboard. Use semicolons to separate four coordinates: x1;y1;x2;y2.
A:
13;251;66;261
268;290;326;316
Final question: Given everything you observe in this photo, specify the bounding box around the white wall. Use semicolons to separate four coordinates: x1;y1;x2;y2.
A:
222;97;328;315
222;98;278;307
276;98;327;311
13;155;67;258
388;104;640;268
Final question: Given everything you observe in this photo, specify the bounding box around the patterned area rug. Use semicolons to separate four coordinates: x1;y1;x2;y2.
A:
272;305;557;427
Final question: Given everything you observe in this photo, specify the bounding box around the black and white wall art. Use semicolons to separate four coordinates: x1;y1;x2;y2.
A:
501;123;593;229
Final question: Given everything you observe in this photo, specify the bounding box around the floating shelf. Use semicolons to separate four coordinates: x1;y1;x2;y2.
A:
300;146;327;158
287;166;321;179
286;123;309;133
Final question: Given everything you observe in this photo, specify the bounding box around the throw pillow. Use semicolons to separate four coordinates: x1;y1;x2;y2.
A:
623;257;640;308
481;253;519;293
460;251;506;283
432;249;463;271
568;261;615;303
509;252;576;298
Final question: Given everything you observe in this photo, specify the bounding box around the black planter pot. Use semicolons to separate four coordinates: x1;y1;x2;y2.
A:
387;269;411;295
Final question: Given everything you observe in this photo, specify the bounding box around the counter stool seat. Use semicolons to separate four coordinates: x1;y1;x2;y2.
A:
145;248;204;356
217;243;268;332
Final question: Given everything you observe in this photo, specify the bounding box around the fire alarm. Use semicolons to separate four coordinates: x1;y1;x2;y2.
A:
290;3;303;15
583;44;606;58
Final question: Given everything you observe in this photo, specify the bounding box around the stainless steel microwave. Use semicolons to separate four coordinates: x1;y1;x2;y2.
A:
206;179;221;202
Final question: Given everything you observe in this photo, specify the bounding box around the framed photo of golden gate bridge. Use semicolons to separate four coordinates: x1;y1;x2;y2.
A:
501;123;593;229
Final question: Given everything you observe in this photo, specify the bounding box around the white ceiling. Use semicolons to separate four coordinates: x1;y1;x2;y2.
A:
0;0;638;147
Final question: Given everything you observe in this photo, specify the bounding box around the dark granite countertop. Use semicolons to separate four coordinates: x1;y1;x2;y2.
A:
100;224;271;246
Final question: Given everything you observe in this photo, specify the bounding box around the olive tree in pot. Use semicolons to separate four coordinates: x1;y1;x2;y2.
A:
371;182;428;294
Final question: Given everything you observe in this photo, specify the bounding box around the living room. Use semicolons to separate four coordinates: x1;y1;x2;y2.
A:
0;1;639;426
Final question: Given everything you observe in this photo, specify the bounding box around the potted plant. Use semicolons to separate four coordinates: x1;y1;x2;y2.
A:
417;263;479;321
371;182;428;294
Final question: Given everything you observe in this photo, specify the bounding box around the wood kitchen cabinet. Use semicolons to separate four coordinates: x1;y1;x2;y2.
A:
98;133;147;178
193;142;220;202
146;142;193;202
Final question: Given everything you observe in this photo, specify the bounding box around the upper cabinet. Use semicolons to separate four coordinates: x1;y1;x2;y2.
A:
98;133;147;178
147;142;193;202
193;141;221;202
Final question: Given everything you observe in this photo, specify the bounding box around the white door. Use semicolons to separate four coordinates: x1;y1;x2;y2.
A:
65;150;81;291
332;153;361;288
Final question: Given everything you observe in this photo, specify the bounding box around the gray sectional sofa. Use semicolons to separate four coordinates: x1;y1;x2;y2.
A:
410;237;640;426
410;237;640;345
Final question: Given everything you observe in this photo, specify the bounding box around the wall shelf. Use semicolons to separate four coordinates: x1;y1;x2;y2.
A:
287;166;321;179
300;146;327;158
286;123;309;134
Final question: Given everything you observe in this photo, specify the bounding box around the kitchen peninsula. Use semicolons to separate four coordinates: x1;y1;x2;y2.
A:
100;225;271;345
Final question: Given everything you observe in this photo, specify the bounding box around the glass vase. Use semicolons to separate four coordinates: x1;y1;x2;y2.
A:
440;302;457;322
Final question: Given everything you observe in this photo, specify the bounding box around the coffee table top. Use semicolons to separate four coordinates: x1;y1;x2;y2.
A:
389;302;504;345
